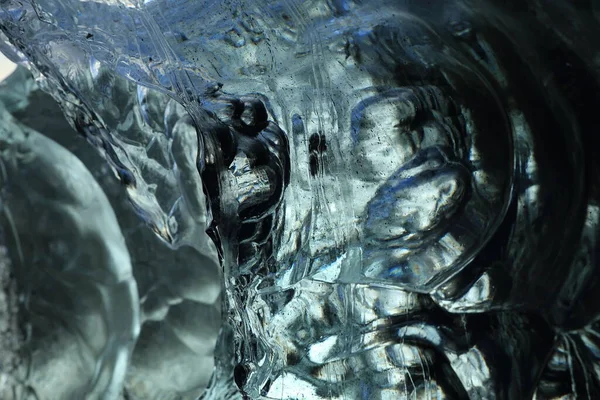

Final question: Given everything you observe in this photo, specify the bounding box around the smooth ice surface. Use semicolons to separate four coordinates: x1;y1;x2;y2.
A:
0;68;223;400
1;0;600;399
0;98;139;399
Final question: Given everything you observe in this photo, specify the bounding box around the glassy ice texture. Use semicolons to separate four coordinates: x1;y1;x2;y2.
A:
0;96;139;398
1;0;600;399
0;68;222;399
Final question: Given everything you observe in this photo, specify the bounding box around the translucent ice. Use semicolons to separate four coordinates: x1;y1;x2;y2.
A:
1;0;600;399
0;100;139;399
0;68;222;399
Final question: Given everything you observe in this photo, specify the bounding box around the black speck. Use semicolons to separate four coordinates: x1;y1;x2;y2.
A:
308;132;327;153
286;352;300;365
234;364;249;389
310;154;319;176
260;379;272;396
308;133;326;177
85;33;93;39
117;169;135;186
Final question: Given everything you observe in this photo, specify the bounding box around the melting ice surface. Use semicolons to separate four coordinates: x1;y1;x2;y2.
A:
1;0;600;399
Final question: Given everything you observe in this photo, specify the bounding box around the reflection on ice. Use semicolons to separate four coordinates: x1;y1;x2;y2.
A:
1;0;600;399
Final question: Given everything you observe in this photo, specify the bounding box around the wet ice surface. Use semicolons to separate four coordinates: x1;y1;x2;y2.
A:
1;0;600;399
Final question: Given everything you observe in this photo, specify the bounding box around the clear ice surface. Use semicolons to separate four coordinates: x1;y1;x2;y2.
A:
0;69;222;399
0;94;139;399
1;0;600;399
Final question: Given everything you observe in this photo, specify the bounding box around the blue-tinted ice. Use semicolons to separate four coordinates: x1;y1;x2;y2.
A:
1;0;600;399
